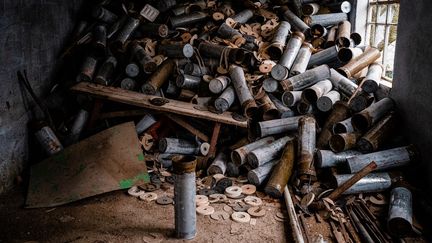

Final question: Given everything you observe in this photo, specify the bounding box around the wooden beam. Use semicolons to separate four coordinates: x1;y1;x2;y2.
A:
71;82;248;128
165;114;210;142
99;109;150;119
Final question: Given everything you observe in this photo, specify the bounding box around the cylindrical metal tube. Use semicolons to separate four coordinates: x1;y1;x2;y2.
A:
310;24;327;38
282;91;302;107
131;42;157;74
265;141;295;198
176;74;201;89
262;78;279;93
158;43;194;59
231;136;275;166
346;145;416;173
302;79;333;104
357;113;396;152
120;78;137;91
316;149;362;168
327;1;352;13
337;47;381;78
136;113;157;134
248;136;293;168
298;116;317;181
282;7;310;33
326;26;338;47
388;186;413;237
337;21;351;47
329;132;361;153
92;7;118;24
281;64;331;91
317;90;341;112
304;13;348;27
231;9;253;24
173;155;197;239
247;160;278;186
114;17;140;48
308;45;339;68
170;12;208;28
338;47;364;63
350;32;362;46
296;101;313;115
217;23;242;40
69;109;89;143
349;91;375;112
159;138;200;155
209;76;231;94
31;121;63;156
267;21;291;60
333;117;355;134
334;172;391;195
361;62;383;93
214;86;236;112
142;59;176;95
268;94;295;118
94;56;117;85
184;63;210;76
125;63;140;78
76;55;98;82
329;68;358;97
290;43;314;76
256;91;279;121
253;116;303;138
302;3;320;16
351;97;394;132
317;101;350;148
165;80;180;96
139;23;169;38
271;32;305;81
93;25;107;54
207;152;227;175
229;66;258;118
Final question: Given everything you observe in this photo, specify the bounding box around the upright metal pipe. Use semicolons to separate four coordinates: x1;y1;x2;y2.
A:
298;116;317;182
176;74;201;89
231;136;275;166
271;32;305;81
265;141;295;198
268;94;295;118
209;76;231;94
290;43;314;76
267;21;291;60
247;136;293;168
317;101;350;148
253;116;303;138
308;45;339;68
346;145;416;173
333;117;355;134
94;56;117;85
281;64;331;91
338;47;363;63
247;160;278;186
337;47;381;78
142;59;176;95
130;42;157;74
229;66;258;118
281;7;310;33
207;152;227;175
329;132;361;153
351;97;394;132
304;13;348;27
173;155;197;240
302;79;333;104
316;150;362;168
334;172;391;195
159;138;200;155
282;91;302;107
317;90;341;112
388;186;413;237
76;55;98;82
214;86;236;113
361;62;383;93
357;113;396;153
337;21;351;47
329;68;358;97
136;113;157;134
170;12;208;27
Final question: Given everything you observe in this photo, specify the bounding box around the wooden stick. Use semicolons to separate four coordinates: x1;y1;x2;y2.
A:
166;114;210;142
99;109;150;119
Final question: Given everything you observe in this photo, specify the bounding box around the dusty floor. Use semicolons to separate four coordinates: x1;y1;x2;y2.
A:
0;187;289;243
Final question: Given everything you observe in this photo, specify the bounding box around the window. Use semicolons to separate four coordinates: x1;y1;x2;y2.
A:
365;0;400;81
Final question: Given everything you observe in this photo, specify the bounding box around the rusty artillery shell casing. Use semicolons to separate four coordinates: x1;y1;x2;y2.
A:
361;62;383;93
329;68;358;97
125;63;140;78
271;32;305;81
327;1;352;13
317;90;341;112
349;91;375;112
317;101;350;148
265;140;295;198
207;152;228;175
184;63;210;76
231;136;275;166
262;78;279;93
357;113;396;152
334;172;391;195
159;138;200;155
308;45;339;68
281;7;310;33
326;26;338;47
158;43;194;59
329;132;361;153
302;79;333;104
92;25;107;55
130;42;157;74
229;66;258;118
176;74;201;90
298;116;317;181
347;145;416;173
76;55;98;82
268;94;295;118
296;100;314;115
267;21;291;60
350;32;362;46
217;23;242;40
282;91;302;107
253;116;303;138
215;86;235;112
139;23;169;38
209;76;231;94
310;24;327;38
290;43;314;76
94;56;117;85
281;64;331;91
333;117;355;134
170;11;208;28
247;136;293;168
247;160;279;186
351;97;394;132
302;3;320;16
141;59;175;95
136;113;157;134
120;78;137;91
31;120;63;156
388;186;413;238
304;13;348;27
92;7;118;24
337;47;381;78
114;17;140;49
198;42;245;64
316;149;362;168
338;47;364;63
256;91;279;121
337;21;351;47
231;9;254;24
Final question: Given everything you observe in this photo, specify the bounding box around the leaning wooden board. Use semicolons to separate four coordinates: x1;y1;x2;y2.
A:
71;82;248;128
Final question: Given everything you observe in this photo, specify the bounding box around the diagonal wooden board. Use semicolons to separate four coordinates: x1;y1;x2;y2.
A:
71;82;248;128
26;122;149;208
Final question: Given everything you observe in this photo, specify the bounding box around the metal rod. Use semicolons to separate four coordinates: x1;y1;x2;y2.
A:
170;12;208;28
176;74;201;90
281;7;310;33
308;45;339;68
159;138;200;155
268;21;291;60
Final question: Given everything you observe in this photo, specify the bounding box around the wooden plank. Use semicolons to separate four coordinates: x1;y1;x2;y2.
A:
166;114;210;142
71;82;248;128
99;109;150;119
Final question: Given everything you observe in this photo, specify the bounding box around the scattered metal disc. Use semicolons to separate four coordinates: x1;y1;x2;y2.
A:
244;196;262;207
215;178;233;192
317;189;334;200
150;174;162;185
196;195;209;207
231;212;251;223
275;212;286;220
225;186;242;198
231;202;251;212
196;205;215;215
236;176;249;183
241;184;256;195
139;183;160;192
208;193;227;203
128;186;145;197
197;189;217;196
247;206;266;217
200;142;210;156
223;205;233;213
210;211;230;221
156;196;173;205
165;176;175;184
232;113;247;122
139;192;158;202
300;192;315;208
150;97;169;106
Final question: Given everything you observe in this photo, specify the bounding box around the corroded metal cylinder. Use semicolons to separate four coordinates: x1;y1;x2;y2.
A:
69;109;89;144
304;13;348;27
349;91;375;112
114;17;140;48
302;3;320;16
93;25;107;55
388;186;413;237
334;172;391;194
95;56;117;85
310;24;327;38
296;101;313;115
170;12;208;27
125;63;140;78
316;149;362;168
76;55;98;82
159;138;200;155
317;101;350;148
333;117;355;134
267;21;291;60
184;63;210;76
302;79;333;104
262;78;279;93
282;91;302;107
176;74;201;89
247;160;278;186
92;7;118;24
268;94;295;118
173;155;197;239
351;97;394;132
256;91;279;121
231;136;275;166
209;76;231;94
308;45;339;68
326;26;338;47
346;145;416;173
159;43;194;58
298;116;317;181
329;68;358;97
281;64;331;91
31;120;63;156
337;21;351;47
327;1;352;13
290;43;314;76
230;9;253;24
139;23;169;38
229;66;258;118
142;59;176;95
281;7;310;33
337;47;381;78
317;90;341;112
338;47;363;63
207;152;227;175
357;113;396;152
130;42;157;74
253;116;303;138
329;132;361;153
215;86;236;112
265;140;295;198
217;23;242;40
120;78;137;91
136;113;157;134
271;32;305;81
361;62;383;93
247;136;293;168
